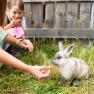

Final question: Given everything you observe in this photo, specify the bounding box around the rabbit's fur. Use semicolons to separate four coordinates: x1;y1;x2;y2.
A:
51;42;90;85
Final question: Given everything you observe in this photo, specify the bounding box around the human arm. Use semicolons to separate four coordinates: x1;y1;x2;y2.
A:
4;34;29;49
0;48;50;79
0;26;33;52
21;18;34;52
4;19;21;30
5;34;34;52
0;27;50;79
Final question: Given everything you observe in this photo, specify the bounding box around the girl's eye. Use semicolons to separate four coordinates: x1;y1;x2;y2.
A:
18;12;23;15
13;12;16;14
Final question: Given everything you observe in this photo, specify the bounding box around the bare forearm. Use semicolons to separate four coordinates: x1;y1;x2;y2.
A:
5;34;25;48
4;34;32;52
0;48;30;71
5;34;18;46
4;24;12;30
0;48;50;79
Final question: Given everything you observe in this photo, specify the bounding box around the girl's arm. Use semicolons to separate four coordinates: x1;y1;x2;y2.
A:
4;19;21;30
4;22;13;30
5;34;28;48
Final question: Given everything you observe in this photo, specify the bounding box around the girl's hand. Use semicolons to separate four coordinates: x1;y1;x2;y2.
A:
16;39;29;50
16;39;33;52
9;19;21;27
22;39;34;52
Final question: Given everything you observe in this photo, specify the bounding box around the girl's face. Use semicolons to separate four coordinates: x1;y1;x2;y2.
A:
7;5;24;20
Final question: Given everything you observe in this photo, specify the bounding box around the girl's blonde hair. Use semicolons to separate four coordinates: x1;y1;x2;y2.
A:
0;0;7;26
7;0;24;11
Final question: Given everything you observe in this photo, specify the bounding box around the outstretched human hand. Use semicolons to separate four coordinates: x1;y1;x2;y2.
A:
28;66;51;79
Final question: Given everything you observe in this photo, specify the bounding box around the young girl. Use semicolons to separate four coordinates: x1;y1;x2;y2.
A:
4;0;26;30
3;0;32;55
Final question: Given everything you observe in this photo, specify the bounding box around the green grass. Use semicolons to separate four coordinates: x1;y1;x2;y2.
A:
0;39;94;94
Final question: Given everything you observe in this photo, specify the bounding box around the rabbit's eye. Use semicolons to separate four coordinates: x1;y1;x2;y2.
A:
57;56;62;59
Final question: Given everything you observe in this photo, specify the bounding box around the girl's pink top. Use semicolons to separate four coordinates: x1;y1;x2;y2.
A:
6;26;25;39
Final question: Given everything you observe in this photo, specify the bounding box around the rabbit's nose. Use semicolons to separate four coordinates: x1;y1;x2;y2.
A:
51;57;55;63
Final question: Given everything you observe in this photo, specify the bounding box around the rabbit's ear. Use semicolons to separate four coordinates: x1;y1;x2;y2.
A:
64;44;75;56
58;41;64;51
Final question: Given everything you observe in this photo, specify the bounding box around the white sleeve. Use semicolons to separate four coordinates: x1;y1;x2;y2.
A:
21;16;27;29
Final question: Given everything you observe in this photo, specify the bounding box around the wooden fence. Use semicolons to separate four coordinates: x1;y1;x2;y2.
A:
23;0;94;38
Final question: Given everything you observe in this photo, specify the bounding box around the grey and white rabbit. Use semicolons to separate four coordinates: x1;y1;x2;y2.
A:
51;41;90;85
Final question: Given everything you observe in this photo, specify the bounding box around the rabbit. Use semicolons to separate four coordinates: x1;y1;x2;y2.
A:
51;41;90;85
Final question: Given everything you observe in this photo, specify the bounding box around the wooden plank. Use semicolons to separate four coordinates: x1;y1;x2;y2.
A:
23;0;94;3
80;2;91;28
32;3;43;28
24;3;33;28
67;2;78;28
26;28;94;38
43;3;54;28
54;2;65;28
90;3;94;28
